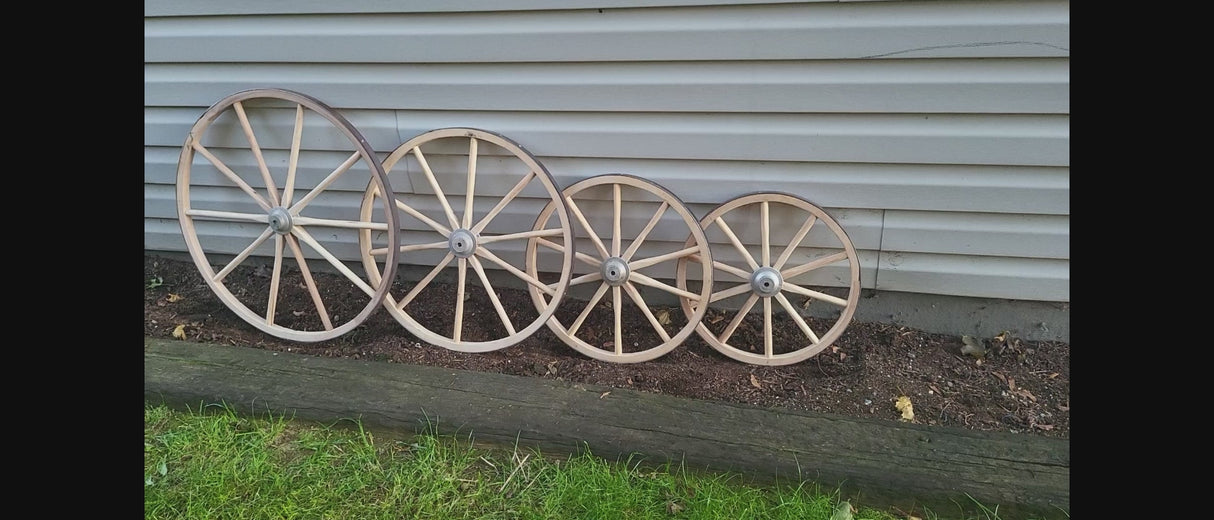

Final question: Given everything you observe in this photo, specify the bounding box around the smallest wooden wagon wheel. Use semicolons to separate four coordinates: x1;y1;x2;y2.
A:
176;88;399;342
526;174;714;363
674;192;861;365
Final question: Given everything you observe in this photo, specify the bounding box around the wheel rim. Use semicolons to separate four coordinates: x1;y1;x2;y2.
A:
359;128;574;352
527;174;713;363
675;192;861;365
176;88;399;342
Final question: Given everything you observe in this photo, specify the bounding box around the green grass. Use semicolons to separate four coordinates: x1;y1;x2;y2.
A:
144;402;1041;520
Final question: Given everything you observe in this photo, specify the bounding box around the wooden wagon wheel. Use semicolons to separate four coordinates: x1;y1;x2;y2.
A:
674;192;861;365
358;128;575;352
525;174;713;363
176;88;399;342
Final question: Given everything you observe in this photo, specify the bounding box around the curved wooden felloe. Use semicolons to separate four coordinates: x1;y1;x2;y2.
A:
675;192;861;365
176;88;399;342
359;128;575;352
526;174;713;363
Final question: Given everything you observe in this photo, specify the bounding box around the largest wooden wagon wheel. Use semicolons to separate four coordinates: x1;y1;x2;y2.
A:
176;88;400;342
525;174;714;363
359;128;575;352
675;192;861;365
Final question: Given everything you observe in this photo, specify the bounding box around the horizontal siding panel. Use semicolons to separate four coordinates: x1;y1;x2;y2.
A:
147;108;1070;167
876;252;1068;301
145;0;861;17
147;146;1069;215
881;211;1069;259
144;59;1070;114
145;107;405;158
144;2;1069;63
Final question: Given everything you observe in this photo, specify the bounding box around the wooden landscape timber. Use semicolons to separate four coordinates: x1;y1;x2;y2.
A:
144;337;1069;519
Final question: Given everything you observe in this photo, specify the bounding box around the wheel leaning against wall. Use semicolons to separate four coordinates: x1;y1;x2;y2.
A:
674;192;861;365
525;174;714;363
359;128;576;353
175;88;400;342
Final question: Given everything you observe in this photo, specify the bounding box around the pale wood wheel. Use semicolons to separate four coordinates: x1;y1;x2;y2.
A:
359;128;575;352
526;174;713;363
176;88;399;342
675;192;861;365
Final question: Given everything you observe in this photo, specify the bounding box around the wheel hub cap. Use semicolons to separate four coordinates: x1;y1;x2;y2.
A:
267;207;293;234
601;257;630;286
449;229;477;258
750;267;782;297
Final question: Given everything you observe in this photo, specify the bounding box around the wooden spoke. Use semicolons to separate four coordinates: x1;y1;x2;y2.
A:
412;146;461;231
775;292;821;344
551;271;602;291
232;101;280;207
290;151;362;214
214;228;275;283
185;209;268;224
780;281;850;307
266;234;285;326
612;286;623;355
395;198;452;237
527;174;712;363
709;282;753;304
290;226;376;298
712;216;760;271
291;215;390;231
281;104;304;208
177;88;397;342
454;258;467;342
674;192;861;365
472;171;535;234
535;237;601;268
630;272;701;301
397;252;454;310
476;228;563;245
564;196;611;259
190;142;273;212
463;137;477;229
469;256;516;336
623;282;672;343
567;282;609;337
628;246;700;271
285;234;334;331
364;128;574;353
718;294;759;345
622;201;668;262
612;184;622;257
763;297;773;358
780;251;850;280
474;247;556;297
773;214;817;270
687;254;752;281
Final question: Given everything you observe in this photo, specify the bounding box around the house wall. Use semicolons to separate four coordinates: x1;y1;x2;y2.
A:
144;0;1070;339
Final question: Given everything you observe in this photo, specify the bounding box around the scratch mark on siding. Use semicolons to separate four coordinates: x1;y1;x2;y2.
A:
860;41;1069;59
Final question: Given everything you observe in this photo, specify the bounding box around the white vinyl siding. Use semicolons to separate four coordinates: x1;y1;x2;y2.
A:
144;0;1069;302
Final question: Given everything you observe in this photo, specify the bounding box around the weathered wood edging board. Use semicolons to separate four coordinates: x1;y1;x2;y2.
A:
144;337;1069;519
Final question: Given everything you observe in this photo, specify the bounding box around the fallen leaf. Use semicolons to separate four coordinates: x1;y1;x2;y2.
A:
667;501;684;514
895;396;915;422
165;293;183;303
960;335;986;358
656;309;671;325
1033;423;1054;431
172;324;187;340
1007;377;1016;391
801;297;814;310
599;391;610;399
750;374;762;389
708;314;724;324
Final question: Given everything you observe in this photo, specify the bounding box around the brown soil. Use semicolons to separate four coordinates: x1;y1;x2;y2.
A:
144;253;1069;439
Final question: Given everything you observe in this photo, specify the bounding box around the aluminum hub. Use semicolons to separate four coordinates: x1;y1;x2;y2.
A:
449;229;477;258
601;256;630;287
267;207;293;234
750;267;783;297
